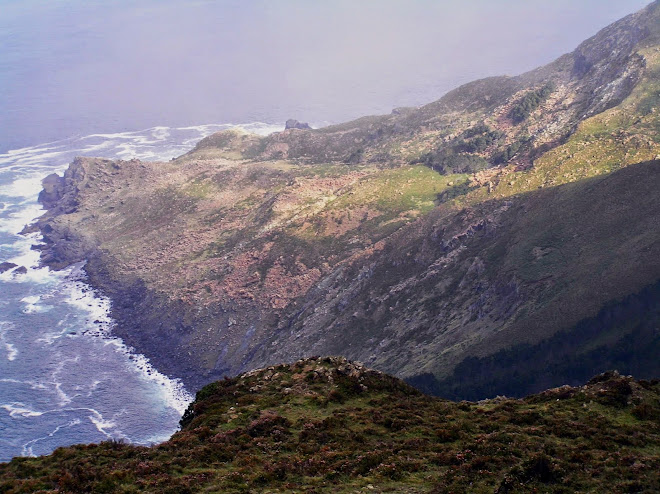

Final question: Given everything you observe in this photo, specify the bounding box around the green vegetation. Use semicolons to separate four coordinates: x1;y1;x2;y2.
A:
509;83;555;124
455;124;504;153
414;124;505;174
1;358;658;493
421;151;489;174
29;2;660;451
331;166;466;215
492;136;530;164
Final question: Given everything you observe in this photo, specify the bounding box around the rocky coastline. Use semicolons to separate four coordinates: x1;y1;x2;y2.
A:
25;1;660;397
29;159;213;390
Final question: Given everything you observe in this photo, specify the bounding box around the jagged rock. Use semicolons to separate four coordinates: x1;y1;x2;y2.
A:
13;266;27;276
38;173;65;209
0;262;18;273
285;119;311;130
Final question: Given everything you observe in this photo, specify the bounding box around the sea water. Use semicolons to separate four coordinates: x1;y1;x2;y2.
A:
0;122;281;462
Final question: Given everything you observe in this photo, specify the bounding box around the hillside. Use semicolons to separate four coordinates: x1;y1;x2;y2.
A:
1;358;659;493
29;0;660;397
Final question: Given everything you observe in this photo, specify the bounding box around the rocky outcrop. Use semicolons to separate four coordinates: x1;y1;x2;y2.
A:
191;2;658;169
0;262;18;273
37;173;65;209
284;119;311;130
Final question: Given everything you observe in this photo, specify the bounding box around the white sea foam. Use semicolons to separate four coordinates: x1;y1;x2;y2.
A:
53;381;72;407
151;126;171;140
13;265;60;285
0;321;18;361
48;357;80;406
20;295;52;314
5;342;18;361
21;295;41;310
59;266;193;413
0;175;46;199
62;270;113;332
1;121;285;458
87;410;117;438
21;418;82;457
0;378;24;384
127;352;192;415
1;403;44;418
0;377;49;391
0;204;43;235
36;326;70;345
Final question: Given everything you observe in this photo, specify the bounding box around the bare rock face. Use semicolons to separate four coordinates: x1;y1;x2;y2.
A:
38;173;65;209
285;119;311;130
0;262;18;273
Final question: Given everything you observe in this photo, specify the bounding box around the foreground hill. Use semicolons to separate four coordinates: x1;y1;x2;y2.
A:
1;358;659;493
31;1;660;397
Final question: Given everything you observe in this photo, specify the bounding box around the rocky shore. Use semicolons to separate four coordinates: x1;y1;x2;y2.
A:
27;1;660;397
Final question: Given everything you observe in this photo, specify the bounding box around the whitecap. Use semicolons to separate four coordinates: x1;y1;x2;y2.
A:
150;126;171;140
49;358;79;406
0;175;47;199
0;120;278;458
5;342;18;361
61;275;113;331
21;418;82;457
58;270;193;414
125;352;193;415
35;331;65;345
21;295;41;309
0;204;44;235
20;295;52;314
87;410;117;438
13;266;60;286
0;321;18;361
1;403;43;418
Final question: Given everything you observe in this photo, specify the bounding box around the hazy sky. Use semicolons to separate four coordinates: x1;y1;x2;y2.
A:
0;0;651;151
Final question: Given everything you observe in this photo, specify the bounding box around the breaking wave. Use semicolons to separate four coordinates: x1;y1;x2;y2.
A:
0;121;282;461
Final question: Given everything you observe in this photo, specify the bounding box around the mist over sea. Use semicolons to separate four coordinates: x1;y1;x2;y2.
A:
0;0;648;153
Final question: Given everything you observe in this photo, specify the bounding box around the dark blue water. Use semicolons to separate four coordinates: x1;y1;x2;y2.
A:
0;123;280;462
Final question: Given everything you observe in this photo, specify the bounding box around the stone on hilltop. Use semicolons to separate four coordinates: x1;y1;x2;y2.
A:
285;119;311;130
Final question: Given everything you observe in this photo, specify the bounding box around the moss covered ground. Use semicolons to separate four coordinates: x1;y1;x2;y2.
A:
1;358;658;493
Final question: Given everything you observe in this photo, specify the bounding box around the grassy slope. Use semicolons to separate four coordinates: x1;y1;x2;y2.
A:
253;159;660;393
249;18;660;392
1;358;658;493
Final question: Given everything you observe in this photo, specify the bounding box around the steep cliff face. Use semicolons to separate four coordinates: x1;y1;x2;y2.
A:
33;1;660;395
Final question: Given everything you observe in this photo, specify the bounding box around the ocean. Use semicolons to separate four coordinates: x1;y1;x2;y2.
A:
0;122;280;462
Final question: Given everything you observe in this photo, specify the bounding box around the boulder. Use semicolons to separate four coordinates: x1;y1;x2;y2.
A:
285;119;311;130
0;262;18;273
